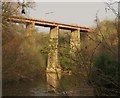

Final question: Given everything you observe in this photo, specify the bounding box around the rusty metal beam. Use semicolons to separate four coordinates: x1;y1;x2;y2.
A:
7;17;91;32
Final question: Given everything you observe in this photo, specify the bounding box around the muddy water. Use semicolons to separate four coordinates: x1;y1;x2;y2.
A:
3;73;94;96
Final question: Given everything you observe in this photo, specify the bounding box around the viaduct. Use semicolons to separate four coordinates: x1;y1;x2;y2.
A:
7;17;91;73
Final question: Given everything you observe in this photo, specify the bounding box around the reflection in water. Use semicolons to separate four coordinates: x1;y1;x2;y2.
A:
3;73;94;96
46;72;61;93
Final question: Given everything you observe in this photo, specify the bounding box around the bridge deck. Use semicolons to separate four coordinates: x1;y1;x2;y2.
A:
8;17;91;32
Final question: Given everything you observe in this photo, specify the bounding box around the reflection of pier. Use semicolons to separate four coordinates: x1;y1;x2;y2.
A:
46;73;61;93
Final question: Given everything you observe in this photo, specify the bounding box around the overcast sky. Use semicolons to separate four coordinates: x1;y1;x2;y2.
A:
26;2;117;31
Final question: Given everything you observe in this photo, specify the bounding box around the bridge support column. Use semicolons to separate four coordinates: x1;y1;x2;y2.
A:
26;22;35;37
70;29;81;54
46;26;61;73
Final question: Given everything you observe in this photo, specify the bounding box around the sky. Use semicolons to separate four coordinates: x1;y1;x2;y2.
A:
26;2;117;32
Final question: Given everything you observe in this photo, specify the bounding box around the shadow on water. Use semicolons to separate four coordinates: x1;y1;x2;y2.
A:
3;72;94;96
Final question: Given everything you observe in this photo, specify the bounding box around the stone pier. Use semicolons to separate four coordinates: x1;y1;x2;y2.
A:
46;72;61;92
26;22;35;37
70;29;81;54
46;26;61;73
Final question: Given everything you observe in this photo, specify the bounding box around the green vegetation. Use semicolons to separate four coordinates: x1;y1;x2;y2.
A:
86;20;119;96
89;53;119;95
59;31;72;69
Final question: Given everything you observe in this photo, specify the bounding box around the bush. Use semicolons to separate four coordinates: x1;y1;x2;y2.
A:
89;53;120;96
2;23;48;82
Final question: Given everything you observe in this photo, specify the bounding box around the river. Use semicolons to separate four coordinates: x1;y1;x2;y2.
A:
3;73;94;96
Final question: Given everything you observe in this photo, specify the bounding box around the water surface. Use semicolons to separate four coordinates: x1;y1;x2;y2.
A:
3;73;94;96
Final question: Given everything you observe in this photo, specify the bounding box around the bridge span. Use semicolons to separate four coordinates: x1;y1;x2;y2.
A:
8;17;91;73
8;17;90;32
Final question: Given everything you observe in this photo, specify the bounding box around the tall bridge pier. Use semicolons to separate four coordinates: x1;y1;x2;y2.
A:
70;29;81;54
47;26;61;73
26;22;35;37
7;17;90;73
